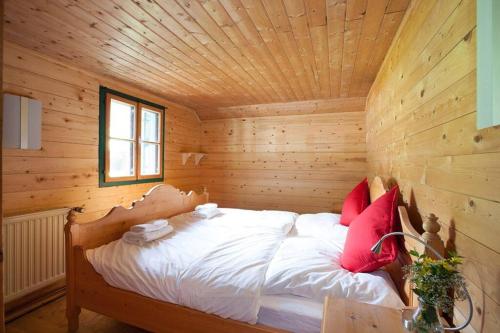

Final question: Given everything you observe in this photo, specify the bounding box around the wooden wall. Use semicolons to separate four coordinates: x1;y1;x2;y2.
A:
2;42;202;223
366;0;499;331
200;108;367;213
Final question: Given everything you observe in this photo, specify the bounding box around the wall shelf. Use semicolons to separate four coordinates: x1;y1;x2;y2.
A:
181;152;206;166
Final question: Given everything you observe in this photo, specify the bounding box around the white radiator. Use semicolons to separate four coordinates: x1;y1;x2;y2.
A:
2;208;71;303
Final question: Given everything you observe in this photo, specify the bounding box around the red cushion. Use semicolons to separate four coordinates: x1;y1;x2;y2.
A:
339;179;370;226
340;186;399;273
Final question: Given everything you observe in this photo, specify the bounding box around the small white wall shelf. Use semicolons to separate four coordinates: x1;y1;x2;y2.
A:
181;152;206;166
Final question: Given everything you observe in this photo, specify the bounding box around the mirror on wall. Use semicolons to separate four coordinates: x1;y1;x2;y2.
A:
477;0;500;129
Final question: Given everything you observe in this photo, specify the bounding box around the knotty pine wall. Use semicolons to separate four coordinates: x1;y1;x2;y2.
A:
200;110;367;213
2;42;202;223
366;0;498;331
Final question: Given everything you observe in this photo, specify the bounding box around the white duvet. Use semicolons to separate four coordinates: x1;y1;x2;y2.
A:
87;209;403;327
86;208;297;324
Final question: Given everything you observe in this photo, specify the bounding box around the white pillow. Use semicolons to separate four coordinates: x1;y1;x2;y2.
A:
263;236;404;309
293;213;346;242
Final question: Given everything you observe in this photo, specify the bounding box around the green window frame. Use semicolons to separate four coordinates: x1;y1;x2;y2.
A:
99;86;166;187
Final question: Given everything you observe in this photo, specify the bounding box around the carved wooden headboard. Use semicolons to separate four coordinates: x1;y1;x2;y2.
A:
66;185;208;250
369;177;445;306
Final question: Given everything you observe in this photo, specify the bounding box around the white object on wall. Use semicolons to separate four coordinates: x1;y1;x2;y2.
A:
3;93;42;149
181;152;206;165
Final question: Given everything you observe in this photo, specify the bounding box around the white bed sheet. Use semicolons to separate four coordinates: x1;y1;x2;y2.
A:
257;295;323;333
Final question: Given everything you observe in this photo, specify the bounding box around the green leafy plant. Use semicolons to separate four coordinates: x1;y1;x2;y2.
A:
403;251;467;332
403;250;467;313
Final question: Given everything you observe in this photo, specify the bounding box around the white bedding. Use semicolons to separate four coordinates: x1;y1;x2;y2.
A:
86;208;297;324
87;209;403;330
262;229;403;308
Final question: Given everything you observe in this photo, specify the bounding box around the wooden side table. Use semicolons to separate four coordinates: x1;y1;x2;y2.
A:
321;297;407;333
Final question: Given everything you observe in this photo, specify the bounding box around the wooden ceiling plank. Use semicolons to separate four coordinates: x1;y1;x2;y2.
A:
219;0;297;100
305;0;330;98
309;25;330;98
124;0;269;105
360;10;406;94
94;0;237;101
327;0;346;97
260;0;316;98
3;28;204;109
223;0;305;100
283;0;322;99
167;0;291;102
3;4;205;107
348;0;389;97
346;0;367;21
107;0;258;106
30;0;214;100
386;0;411;13
305;0;327;26
339;17;363;97
201;0;296;100
155;0;280;103
59;0;222;97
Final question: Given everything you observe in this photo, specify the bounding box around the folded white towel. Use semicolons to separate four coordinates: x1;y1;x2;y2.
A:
130;219;168;233
195;203;218;211
193;207;222;219
123;225;174;246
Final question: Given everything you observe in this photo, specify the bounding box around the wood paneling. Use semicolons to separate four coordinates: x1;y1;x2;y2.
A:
3;0;408;113
200;109;366;212
2;42;202;223
365;1;499;331
196;96;366;120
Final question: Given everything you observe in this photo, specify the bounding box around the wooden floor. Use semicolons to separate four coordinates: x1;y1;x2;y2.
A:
6;297;147;333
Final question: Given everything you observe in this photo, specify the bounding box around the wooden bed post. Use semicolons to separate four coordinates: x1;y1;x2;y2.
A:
422;214;445;259
65;207;84;332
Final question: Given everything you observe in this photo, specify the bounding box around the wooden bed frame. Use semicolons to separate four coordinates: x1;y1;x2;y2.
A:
65;177;444;332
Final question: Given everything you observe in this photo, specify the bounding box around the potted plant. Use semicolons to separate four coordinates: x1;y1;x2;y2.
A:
403;250;467;333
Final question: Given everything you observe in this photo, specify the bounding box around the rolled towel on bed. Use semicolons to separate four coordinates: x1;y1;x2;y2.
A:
130;219;168;233
122;225;174;246
192;207;222;219
195;203;218;211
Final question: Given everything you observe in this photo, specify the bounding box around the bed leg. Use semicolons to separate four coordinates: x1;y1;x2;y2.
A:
67;305;81;332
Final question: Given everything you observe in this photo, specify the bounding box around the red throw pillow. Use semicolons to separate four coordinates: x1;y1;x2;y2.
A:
339;178;370;226
340;185;399;273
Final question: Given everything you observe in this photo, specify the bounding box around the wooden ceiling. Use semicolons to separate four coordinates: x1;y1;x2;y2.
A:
4;0;408;115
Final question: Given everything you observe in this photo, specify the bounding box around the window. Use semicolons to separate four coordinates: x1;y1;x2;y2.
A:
99;87;165;187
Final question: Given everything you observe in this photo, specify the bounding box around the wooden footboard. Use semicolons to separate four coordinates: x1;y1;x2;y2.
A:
65;184;285;332
70;247;285;333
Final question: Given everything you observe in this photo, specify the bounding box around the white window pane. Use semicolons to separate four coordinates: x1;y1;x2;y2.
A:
109;139;135;177
141;108;160;142
141;143;160;175
109;99;135;140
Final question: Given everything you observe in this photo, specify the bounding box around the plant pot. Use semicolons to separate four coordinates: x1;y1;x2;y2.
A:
404;299;444;333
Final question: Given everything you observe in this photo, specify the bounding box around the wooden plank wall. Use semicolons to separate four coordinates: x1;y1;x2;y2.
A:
200;109;367;213
365;0;499;331
2;42;202;223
